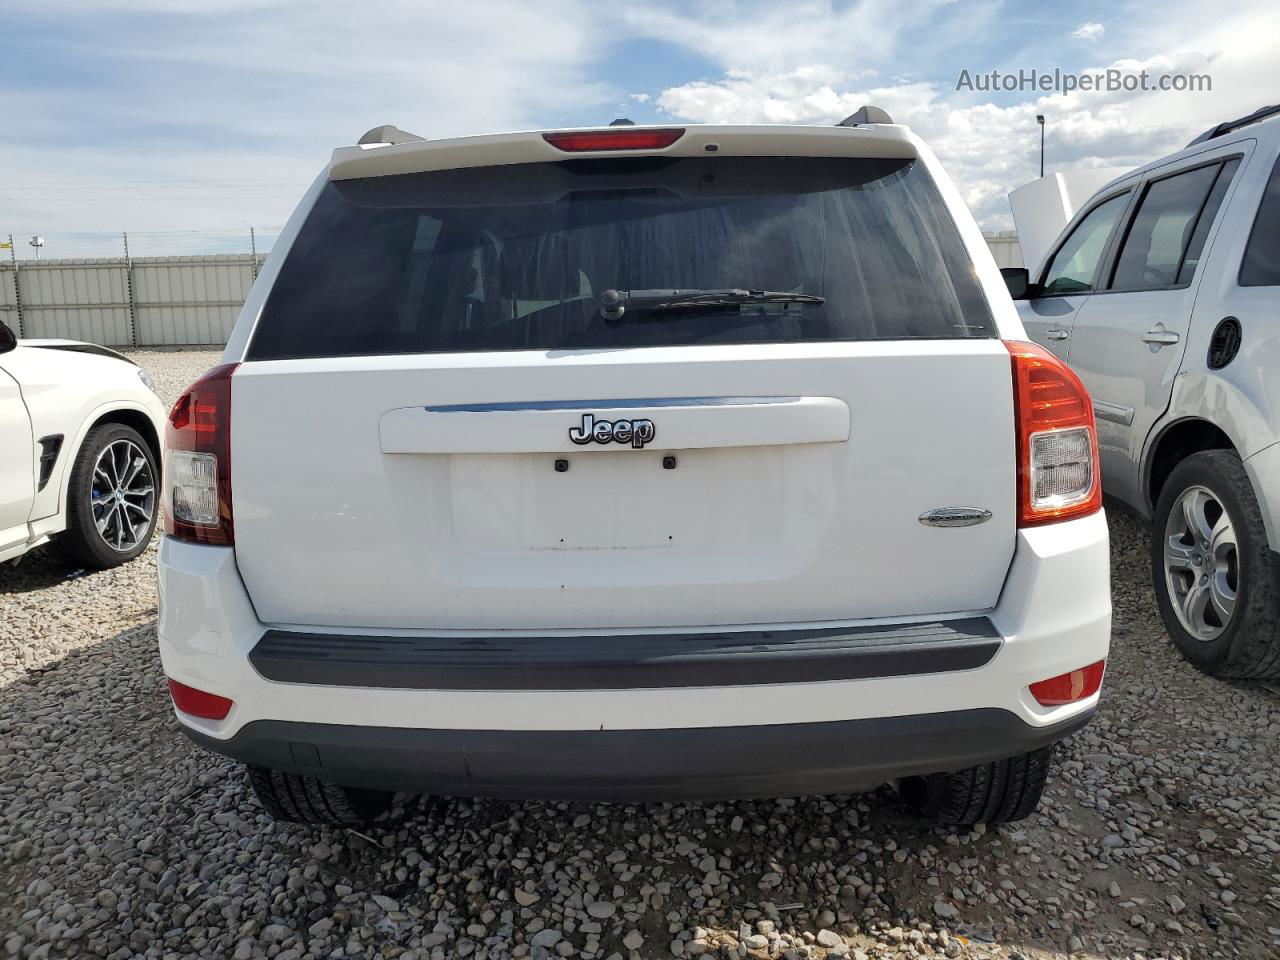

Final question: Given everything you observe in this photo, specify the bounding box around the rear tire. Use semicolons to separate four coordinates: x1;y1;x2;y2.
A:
246;765;393;826
53;423;159;570
1150;450;1280;679
899;745;1053;826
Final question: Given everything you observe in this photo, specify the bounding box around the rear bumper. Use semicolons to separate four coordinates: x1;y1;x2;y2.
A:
247;618;1002;690
182;707;1093;800
158;510;1111;795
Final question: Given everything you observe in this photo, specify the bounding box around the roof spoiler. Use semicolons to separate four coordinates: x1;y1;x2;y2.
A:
357;124;426;146
837;105;894;127
1186;104;1280;147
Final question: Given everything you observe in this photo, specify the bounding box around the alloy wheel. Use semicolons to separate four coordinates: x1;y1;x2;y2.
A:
1163;484;1239;641
91;439;156;552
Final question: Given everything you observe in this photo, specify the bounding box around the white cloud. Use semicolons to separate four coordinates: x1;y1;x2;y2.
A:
6;0;1279;254
1071;21;1106;41
655;50;1268;227
0;0;617;256
623;0;959;74
649;1;1280;228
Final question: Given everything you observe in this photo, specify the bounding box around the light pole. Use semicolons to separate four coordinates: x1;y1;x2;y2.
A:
29;236;44;260
1036;115;1046;178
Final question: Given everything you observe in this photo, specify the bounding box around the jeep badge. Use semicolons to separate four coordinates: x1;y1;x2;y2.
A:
568;413;656;449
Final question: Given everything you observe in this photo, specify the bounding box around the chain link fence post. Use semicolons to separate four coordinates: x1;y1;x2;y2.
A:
122;231;139;347
5;234;23;337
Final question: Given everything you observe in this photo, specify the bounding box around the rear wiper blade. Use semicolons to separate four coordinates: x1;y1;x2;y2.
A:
599;288;824;322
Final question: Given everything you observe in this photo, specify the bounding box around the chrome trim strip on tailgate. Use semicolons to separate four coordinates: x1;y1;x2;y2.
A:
421;396;801;413
248;619;1001;690
380;395;851;454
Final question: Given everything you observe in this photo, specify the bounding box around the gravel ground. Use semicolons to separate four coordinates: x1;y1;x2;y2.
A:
2;348;1279;960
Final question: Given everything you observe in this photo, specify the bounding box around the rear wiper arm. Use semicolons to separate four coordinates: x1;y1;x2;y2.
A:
599;288;824;322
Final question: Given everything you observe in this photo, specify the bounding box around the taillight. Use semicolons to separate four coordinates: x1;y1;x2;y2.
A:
542;128;685;152
164;362;238;545
1029;660;1105;706
1004;341;1101;526
167;678;234;720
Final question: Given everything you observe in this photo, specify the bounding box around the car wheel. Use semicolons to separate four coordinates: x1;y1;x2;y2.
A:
898;746;1052;826
246;765;393;826
1151;450;1280;679
54;423;159;570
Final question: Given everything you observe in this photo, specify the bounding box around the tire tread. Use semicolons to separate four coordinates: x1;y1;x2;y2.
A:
247;765;390;826
1151;450;1280;680
903;745;1053;826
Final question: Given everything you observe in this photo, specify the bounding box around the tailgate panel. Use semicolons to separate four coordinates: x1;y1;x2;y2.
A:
231;341;1016;629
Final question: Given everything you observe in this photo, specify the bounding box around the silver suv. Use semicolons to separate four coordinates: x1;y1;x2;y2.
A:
1008;104;1280;679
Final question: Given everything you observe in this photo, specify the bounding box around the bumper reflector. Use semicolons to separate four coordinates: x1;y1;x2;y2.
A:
1029;660;1106;706
167;678;234;720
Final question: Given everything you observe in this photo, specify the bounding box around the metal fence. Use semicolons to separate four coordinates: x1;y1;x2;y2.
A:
0;254;265;347
1;235;1022;347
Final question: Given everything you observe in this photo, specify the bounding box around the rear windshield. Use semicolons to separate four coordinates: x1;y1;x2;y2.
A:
248;155;993;359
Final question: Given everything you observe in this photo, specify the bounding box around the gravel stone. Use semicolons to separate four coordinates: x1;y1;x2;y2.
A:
1;350;1278;960
532;928;563;948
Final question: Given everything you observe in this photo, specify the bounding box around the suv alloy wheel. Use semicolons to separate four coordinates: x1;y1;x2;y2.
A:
1151;450;1280;678
55;423;160;569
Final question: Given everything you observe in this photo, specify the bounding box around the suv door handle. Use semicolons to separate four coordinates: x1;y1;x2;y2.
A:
1141;326;1180;346
1045;327;1070;341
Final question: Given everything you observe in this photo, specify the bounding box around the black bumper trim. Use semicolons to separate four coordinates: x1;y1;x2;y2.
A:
248;618;1001;690
183;707;1093;801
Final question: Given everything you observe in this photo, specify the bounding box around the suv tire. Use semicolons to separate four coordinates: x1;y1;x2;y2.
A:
899;746;1052;825
246;765;393;826
1151;450;1280;679
54;423;159;570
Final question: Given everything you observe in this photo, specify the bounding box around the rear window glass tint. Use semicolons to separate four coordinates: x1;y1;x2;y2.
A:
1110;164;1220;290
1177;158;1239;285
1240;155;1280;286
248;155;993;360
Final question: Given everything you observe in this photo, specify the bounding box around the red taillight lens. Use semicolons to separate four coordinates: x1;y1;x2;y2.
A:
167;678;234;720
163;362;238;545
542;128;685;152
1004;341;1102;527
1029;660;1106;706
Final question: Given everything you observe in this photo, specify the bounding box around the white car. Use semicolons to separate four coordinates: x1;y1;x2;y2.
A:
158;113;1112;826
0;323;166;568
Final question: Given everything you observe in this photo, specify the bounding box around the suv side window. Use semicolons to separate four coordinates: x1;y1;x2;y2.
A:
1041;192;1130;295
1176;158;1240;284
1241;155;1280;286
1109;162;1221;291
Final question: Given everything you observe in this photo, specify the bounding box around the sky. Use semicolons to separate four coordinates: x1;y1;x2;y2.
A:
1;0;1276;258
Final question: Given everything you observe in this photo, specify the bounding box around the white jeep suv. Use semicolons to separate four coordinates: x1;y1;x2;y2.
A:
1011;104;1280;679
157;113;1111;825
